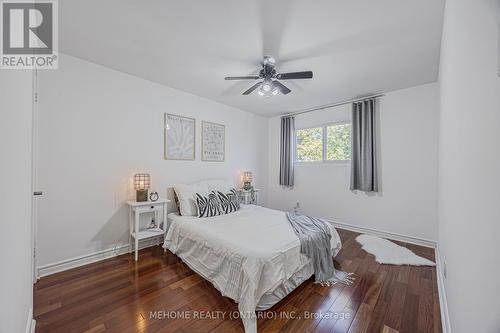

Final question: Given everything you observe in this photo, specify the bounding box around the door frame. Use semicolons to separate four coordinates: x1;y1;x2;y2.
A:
31;68;39;283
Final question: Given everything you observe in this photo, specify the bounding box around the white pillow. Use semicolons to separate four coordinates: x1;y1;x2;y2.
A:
173;182;209;216
205;179;234;193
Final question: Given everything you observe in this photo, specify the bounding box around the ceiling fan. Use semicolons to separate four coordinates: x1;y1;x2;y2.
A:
224;56;313;97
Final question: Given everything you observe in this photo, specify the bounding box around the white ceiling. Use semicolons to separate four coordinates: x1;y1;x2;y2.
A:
59;0;445;117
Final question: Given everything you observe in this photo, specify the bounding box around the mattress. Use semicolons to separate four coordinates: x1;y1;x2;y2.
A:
163;205;341;333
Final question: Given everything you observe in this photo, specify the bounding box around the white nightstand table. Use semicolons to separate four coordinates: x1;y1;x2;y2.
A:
126;199;170;261
236;188;260;205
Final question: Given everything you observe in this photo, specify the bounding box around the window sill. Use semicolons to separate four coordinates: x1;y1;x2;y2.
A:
295;160;350;166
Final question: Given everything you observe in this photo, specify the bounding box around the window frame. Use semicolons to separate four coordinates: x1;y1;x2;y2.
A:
295;121;352;164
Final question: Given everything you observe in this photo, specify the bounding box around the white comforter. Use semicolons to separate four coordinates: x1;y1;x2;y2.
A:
163;205;341;333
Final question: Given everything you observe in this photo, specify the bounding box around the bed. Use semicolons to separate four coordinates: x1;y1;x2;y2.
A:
163;204;342;333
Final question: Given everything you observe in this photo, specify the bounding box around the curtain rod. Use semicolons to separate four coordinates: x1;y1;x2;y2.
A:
282;93;385;117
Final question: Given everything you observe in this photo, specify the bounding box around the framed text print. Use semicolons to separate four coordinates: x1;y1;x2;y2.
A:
164;113;195;160
202;121;225;162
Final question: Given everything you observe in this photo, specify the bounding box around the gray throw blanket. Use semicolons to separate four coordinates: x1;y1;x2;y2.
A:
286;212;354;286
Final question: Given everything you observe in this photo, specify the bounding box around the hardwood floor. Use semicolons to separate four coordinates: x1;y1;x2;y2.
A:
34;229;442;333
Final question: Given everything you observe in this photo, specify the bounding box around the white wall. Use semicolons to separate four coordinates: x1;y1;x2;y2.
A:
0;71;34;332
267;83;439;241
36;54;268;267
438;0;500;332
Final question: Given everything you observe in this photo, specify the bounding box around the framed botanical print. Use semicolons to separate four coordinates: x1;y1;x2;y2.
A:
164;113;195;160
202;121;225;162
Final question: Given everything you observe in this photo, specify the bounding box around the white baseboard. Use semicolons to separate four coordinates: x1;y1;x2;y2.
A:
37;237;163;278
435;245;452;333
26;308;36;333
330;220;437;248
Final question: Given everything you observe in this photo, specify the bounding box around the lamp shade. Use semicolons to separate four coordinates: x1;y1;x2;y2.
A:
242;171;252;183
134;173;150;190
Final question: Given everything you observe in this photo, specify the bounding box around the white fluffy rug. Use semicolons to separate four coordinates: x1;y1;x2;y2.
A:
355;234;435;266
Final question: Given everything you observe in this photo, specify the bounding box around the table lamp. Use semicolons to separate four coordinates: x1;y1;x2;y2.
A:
134;173;150;202
242;171;253;190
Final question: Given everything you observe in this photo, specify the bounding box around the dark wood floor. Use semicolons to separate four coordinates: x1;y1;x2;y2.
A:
34;229;442;333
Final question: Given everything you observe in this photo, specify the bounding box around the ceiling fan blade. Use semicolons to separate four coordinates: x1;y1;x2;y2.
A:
276;71;313;80
225;76;260;80
242;82;262;95
273;81;291;95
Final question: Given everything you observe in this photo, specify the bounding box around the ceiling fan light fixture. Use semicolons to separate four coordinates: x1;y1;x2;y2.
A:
258;81;279;97
225;56;312;96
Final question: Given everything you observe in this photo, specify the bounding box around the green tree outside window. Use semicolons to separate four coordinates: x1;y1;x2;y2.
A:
296;123;351;162
326;123;351;160
296;127;323;161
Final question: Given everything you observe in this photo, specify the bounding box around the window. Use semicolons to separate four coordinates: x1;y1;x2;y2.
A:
326;123;351;161
296;122;351;162
296;127;323;161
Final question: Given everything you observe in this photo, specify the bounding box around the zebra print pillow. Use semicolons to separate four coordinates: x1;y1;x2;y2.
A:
216;188;240;214
195;191;222;217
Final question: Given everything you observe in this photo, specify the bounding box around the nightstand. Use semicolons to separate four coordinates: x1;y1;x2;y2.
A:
236;189;260;205
126;199;170;261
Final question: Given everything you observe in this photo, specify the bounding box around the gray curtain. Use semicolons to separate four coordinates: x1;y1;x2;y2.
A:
279;116;295;187
350;99;378;192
